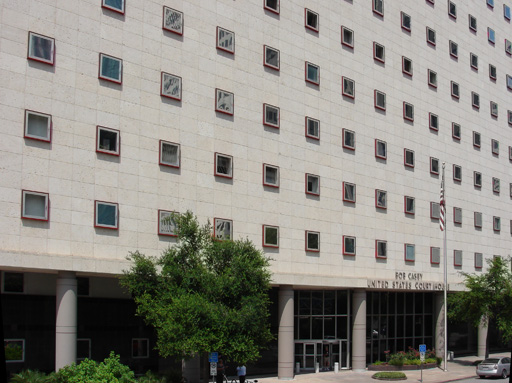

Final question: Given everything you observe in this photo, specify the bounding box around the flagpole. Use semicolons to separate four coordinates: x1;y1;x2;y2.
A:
442;162;448;372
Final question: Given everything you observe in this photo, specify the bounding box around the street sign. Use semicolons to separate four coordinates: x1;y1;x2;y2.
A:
209;352;218;363
420;352;425;362
210;362;217;376
419;344;427;353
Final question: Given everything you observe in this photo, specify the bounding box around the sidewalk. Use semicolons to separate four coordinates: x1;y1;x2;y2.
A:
253;353;508;383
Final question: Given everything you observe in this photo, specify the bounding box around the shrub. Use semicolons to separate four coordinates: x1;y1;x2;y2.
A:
9;369;48;383
403;359;421;365
372;371;407;379
136;371;166;383
373;360;384;365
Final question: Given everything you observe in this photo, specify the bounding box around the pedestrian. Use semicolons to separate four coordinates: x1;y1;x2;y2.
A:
217;358;226;383
236;364;246;383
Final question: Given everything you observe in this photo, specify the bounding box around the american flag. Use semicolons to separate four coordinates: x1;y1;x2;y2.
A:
440;171;445;231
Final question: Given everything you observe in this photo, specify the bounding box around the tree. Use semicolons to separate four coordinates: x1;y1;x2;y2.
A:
448;256;512;367
121;211;274;365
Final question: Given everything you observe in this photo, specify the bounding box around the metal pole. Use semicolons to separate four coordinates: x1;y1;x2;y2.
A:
443;162;448;372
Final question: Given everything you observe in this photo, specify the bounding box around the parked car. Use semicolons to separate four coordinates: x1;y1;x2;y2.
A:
476;357;511;379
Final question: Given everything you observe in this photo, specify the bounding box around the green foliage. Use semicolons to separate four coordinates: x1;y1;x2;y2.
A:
5;343;23;361
373;360;384;365
52;352;136;383
448;256;512;342
9;369;48;383
136;371;166;383
372;371;407;379
121;211;274;365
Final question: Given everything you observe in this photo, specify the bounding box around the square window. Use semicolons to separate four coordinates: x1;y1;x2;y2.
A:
102;0;125;14
490;101;498;117
509;146;512;161
492;139;499;155
402;56;413;76
263;104;280;128
214;218;233;240
341;26;354;48
508;75;512;90
264;0;280;14
4;340;25;362
306;231;320;252
428;69;437;88
160;72;182;101
494;216;501;231
489;64;497;80
27;32;55;65
405;244;415;262
505;4;511;20
509;110;512;125
449;40;458;58
216;27;235;54
96;126;120;156
343;182;356;203
373;42;385;63
448;1;457;18
474;171;482;188
404;148;415;167
21;190;49;221
132;339;149;358
493;177;500;194
305;62;320;85
264;46;280;70
405;196;415;215
375;139;387;159
343;236;356;256
215;89;234;115
373;0;384;16
488;27;496;44
374;90;386;111
158;210;177;237
453;164;462;182
342;77;355;98
305;116;320;139
403;102;414;121
24;110;51;142
454;207;462;223
401;12;411;31
306;173;320;196
469;14;478;31
375;189;387;209
215;153;233;178
487;0;494;8
99;53;122;84
426;27;436;45
263;225;279;248
263;164;279;188
162;7;183;35
159;140;180;168
431;247;441;264
475;252;483;269
454;250;463;266
510;182;512;196
452;122;461;140
94;200;118;229
430;157;440;175
450;81;460;98
343;129;355;150
376;240;387;259
470;53;478;70
77;339;91;361
472;92;480;108
473;131;481;148
429;112;439;131
475;211;483;228
305;9;319;32
506;39;512;54
431;202;440;219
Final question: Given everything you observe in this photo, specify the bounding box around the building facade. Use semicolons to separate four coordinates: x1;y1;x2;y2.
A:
1;0;511;378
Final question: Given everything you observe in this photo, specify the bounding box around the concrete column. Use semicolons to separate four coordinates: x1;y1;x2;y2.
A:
278;285;294;380
477;318;488;358
434;293;445;359
351;289;366;372
55;271;77;371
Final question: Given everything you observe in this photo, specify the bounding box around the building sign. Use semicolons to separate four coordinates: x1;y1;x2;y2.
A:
367;272;444;291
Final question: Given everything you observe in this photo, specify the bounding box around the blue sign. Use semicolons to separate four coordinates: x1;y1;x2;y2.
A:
209;352;218;363
419;344;427;353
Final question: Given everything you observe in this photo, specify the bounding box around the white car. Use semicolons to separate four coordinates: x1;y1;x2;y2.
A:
476;357;511;379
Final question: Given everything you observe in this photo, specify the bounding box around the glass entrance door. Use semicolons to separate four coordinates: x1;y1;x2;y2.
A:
304;342;318;369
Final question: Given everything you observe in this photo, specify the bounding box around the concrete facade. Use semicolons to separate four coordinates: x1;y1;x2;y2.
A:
1;0;511;376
